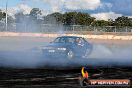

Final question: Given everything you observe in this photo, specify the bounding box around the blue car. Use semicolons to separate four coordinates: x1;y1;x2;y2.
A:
42;36;93;59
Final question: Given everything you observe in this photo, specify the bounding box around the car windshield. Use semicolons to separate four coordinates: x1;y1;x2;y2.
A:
53;37;76;43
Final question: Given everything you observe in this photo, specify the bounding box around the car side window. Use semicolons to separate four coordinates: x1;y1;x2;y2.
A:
59;38;65;43
54;37;66;43
54;38;60;43
67;38;75;43
75;38;85;46
80;38;85;43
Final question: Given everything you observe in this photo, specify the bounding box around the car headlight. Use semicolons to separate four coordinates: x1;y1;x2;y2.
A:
57;48;66;51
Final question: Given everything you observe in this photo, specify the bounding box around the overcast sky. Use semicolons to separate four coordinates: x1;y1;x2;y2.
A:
0;0;132;20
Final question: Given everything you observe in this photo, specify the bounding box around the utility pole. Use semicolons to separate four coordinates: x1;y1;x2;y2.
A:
5;0;8;31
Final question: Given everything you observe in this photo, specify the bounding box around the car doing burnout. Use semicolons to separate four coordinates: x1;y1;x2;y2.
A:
42;36;93;59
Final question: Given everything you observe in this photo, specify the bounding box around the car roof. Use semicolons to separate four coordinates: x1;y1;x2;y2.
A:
57;36;82;38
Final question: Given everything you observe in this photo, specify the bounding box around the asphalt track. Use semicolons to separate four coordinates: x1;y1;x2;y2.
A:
0;37;132;88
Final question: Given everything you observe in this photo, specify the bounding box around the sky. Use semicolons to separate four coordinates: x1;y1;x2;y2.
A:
0;0;132;20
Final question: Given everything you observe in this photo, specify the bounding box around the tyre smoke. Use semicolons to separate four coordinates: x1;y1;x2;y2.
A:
0;37;132;68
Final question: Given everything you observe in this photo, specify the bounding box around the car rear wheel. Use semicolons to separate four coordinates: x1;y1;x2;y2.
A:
67;50;74;59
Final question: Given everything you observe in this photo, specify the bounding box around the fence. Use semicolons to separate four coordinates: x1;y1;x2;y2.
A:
0;23;132;35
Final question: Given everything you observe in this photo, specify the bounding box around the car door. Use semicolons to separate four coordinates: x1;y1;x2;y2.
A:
74;38;86;56
82;38;93;55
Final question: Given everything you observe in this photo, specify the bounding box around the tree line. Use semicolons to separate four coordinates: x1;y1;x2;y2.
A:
0;8;132;27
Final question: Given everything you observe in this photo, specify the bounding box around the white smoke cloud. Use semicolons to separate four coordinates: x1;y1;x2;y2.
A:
41;9;50;16
17;4;32;14
41;0;101;12
128;16;132;18
91;12;122;21
6;4;32;17
100;2;113;9
40;0;64;12
64;0;101;10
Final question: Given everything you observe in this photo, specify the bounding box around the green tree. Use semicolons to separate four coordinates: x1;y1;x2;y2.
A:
62;12;77;25
43;12;63;24
62;12;95;25
30;8;42;19
50;12;63;23
92;20;109;26
0;9;6;20
108;19;115;26
128;18;132;26
115;16;129;26
75;12;95;25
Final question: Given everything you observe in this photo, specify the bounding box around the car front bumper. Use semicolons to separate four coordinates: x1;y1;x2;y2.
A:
42;49;67;58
